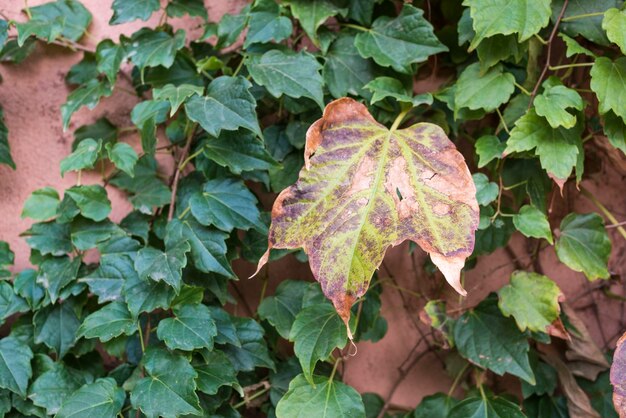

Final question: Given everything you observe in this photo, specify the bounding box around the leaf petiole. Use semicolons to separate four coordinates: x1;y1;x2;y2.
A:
561;11;605;22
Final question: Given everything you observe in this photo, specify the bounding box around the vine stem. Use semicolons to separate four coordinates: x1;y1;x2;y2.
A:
233;384;271;409
167;123;197;221
528;0;569;108
580;186;626;241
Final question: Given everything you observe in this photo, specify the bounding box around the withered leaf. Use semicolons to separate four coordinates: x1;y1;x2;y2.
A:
255;98;479;330
611;332;626;417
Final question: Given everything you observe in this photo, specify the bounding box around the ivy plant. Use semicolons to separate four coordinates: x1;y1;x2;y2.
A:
0;0;625;417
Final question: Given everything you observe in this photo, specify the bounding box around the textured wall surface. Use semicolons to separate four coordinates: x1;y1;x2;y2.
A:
0;0;624;412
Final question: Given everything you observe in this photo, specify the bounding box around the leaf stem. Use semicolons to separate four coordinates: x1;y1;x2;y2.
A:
549;62;594;71
561;11;605;22
495;108;509;134
340;23;369;31
233;386;270;409
390;108;410;132
232;54;247;78
177;205;191;220
513;82;531;96
329;357;341;382
448;362;470;396
137;322;146;353
167;123;198;221
580;186;626;241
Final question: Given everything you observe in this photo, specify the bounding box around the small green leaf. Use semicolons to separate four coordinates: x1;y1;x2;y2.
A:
555;213;611;280
28;362;84;415
454;63;515;114
221;317;275;371
166;0;208;19
189;177;264;233
17;0;92;45
66;53;98;85
290;303;347;384
534;77;584;129
498;271;562;333
60;138;102;176
109;156;171;214
80;254;134;303
465;0;551;49
185;75;262;137
283;0;346;45
246;50;324;110
475;135;505;168
37;256;80;303
22;187;60;220
23;221;72;256
153;83;203;116
324;33;376;100
559;33;596;58
65;185;111;222
157;304;217;351
602;111;626;154
194;350;241;396
0;336;33;397
123;271;176;318
276;374;365;418
476;34;527;72
555;0;614;45
354;4;447;74
130;348;201;417
473;173;499;206
110;0;160;25
77;301;136;342
124;28;186;73
56;378;125;418
61;79;112;130
0;108;14;169
33;301;81;358
96;39;124;85
258;280;309;339
134;240;190;292
245;0;292;47
414;393;459;418
201;130;279;175
603;8;626;54
454;295;535;384
364;76;433;107
74;117;117;149
448;395;526;418
591;57;626;123
106;142;138;177
0;243;14;278
513;205;553;243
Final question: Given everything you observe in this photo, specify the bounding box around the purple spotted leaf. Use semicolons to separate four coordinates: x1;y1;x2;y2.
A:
254;98;479;331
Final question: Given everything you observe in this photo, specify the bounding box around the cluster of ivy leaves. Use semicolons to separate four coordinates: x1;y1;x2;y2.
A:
0;0;624;417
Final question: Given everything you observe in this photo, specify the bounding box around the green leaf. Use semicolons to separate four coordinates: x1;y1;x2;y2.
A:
134;240;190;292
364;76;433;107
77;302;136;342
602;111;626;154
290;303;347;384
212;9;248;49
80;254;134;303
476;34;527;72
414;393;459;418
498;271;562;333
555;213;611;280
245;0;292;47
505;109;582;189
276;374;365;418
21;187;60;220
125;28;186;73
28;362;83;415
0;38;36;63
354;4;446;74
130;348;201;417
106;142;138;177
17;0;92;45
185;75;262;137
0;108;14;169
513;205;553;243
23;221;72;256
534;77;584;129
38;256;80;303
591;57;626;123
0;281;27;319
448;395;526;418
56;378;125;418
66;53;98;85
130;100;170;154
454;63;515;114
33;301;81;358
194;350;241;396
109;156;171;214
96;39;124;85
221;317;275;371
555;0;616;45
323;33;376;100
157;304;217;351
61;79;112;130
60;138;102;176
473;173;499;206
454;295;535;384
0;337;33;397
166;0;208;19
153;83;203;116
74;117;117;149
475;135;505;168
258;279;309;339
123;271;176;318
189;177;264;233
283;0;346;45
246;50;324;110
166;218;234;277
110;0;160;24
65;185;111;222
465;0;551;49
201;130;279;175
0;243;14;278
559;33;596;58
603;8;626;54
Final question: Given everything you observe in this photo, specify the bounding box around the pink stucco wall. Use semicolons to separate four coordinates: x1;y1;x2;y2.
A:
0;0;624;411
